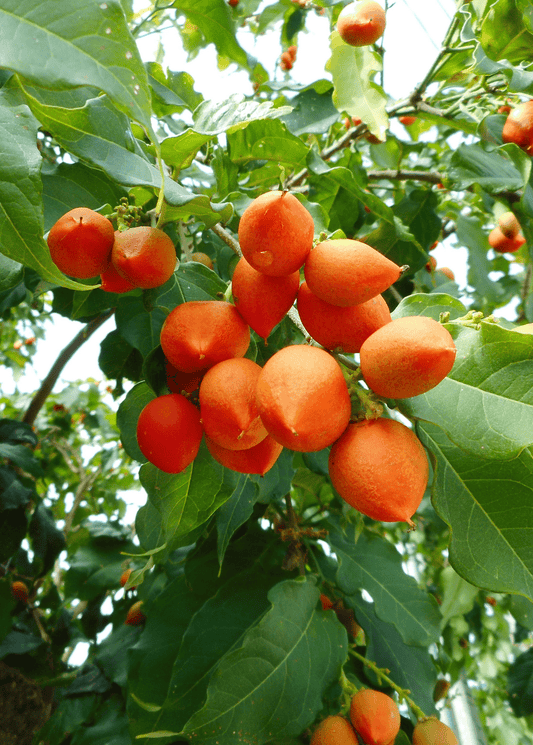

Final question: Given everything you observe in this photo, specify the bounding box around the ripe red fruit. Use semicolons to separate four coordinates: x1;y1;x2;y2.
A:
498;211;521;238
488;226;526;253
238;191;314;276
337;1;386;47
47;207;114;278
100;259;136;293
329;418;429;524
205;434;283;475
360;316;456;399
231;257;299;341
256;345;351;452
228;0;239;6
199;358;267;450
502;100;533;154
412;717;458;745
112;227;176;289
297;282;391;353
160;301;250;373
165;360;203;394
310;715;359;745
350;689;400;745
304;239;401;307
136;393;203;474
399;115;417;126
11;580;29;603
125;600;145;626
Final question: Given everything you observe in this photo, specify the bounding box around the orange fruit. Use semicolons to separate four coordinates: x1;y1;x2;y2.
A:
232;257;299;341
112;227;176;289
287;45;298;61
439;267;455;281
199;358;267;450
297;282;391;353
412;717;459;745
165;359;203;394
310;715;359;745
228;0;239;6
120;568;137;590
280;52;293;71
47;207;114;278
136;393;203;474
320;594;334;610
256;345;351;452
205;434;283;476
125;600;145;626
160;301;250;373
100;259;136;293
11;580;29;603
304;239;401;307
425;255;437;272
488;226;526;253
337;1;386;47
350;689;400;745
498;104;512;114
502;100;533;154
359;316;456;399
189;251;214;269
433;679;451;703
399;115;417;126
498;211;521;238
328;418;429;524
238;191;314;276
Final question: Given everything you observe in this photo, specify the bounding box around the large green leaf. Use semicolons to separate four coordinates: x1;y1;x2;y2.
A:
0;91;88;288
400;322;533;459
0;0;153;132
329;525;441;647
419;421;533;600
227;118;309;175
216;474;260;565
327;31;388;140
392;292;467;321
480;0;533;65
115;294;169;359
182;578;347;744
449;143;526;191
116;382;156;462
139;441;234;546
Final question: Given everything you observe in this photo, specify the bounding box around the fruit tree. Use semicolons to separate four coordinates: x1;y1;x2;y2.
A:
1;1;533;744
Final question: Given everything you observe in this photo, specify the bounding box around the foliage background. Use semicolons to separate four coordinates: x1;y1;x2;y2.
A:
1;1;533;744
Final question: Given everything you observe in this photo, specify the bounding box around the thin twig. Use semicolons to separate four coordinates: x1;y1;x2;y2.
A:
210;223;242;256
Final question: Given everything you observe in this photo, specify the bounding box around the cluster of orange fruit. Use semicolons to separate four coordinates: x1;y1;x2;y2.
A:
133;189;456;527
47;207;176;291
310;691;458;745
280;45;298;71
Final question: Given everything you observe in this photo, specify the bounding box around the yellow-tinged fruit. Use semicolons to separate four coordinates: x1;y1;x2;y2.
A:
125;600;145;626
350;689;400;745
310;715;359;745
412;717;459;745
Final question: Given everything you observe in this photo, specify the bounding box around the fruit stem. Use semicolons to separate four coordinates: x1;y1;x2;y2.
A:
349;383;384;421
349;649;427;720
210;222;242;257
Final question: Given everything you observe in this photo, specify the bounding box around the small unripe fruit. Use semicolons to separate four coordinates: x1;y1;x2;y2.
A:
360;316;456;399
350;689;400;745
136;393;203;474
199;358;267;450
125;600;145;626
231;257;299;341
11;581;29;604
497;211;521;238
238;191;314;276
161;301;250;373
304;239;401;307
412;717;459;745
205;434;283;475
329;418;429;524
47;207;114;278
112;227;176;289
297;282;391;353
337;1;386;47
310;715;359;745
256;345;351;452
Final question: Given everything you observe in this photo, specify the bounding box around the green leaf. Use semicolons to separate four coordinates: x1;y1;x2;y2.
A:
0;580;15;642
439;566;479;628
115;294;168;358
507;648;533;717
400;322;533;459
116;381;156;462
0;91;89;289
328;31;388;140
193;94;293;136
227;118;309;173
392;292;467;321
0;253;23;291
348;593;437;717
182;578;347;744
282;85;339;136
480;0;533;65
216;474;260;565
140;441;234;546
329;525;442;647
99;329;143;383
0;0;153;132
64;531;136;601
147;63;203;115
449;143;526;191
29;503;66;576
0;630;43;658
418;421;533;600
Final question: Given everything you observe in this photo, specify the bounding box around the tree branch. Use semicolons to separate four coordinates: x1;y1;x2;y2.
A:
22;310;115;426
